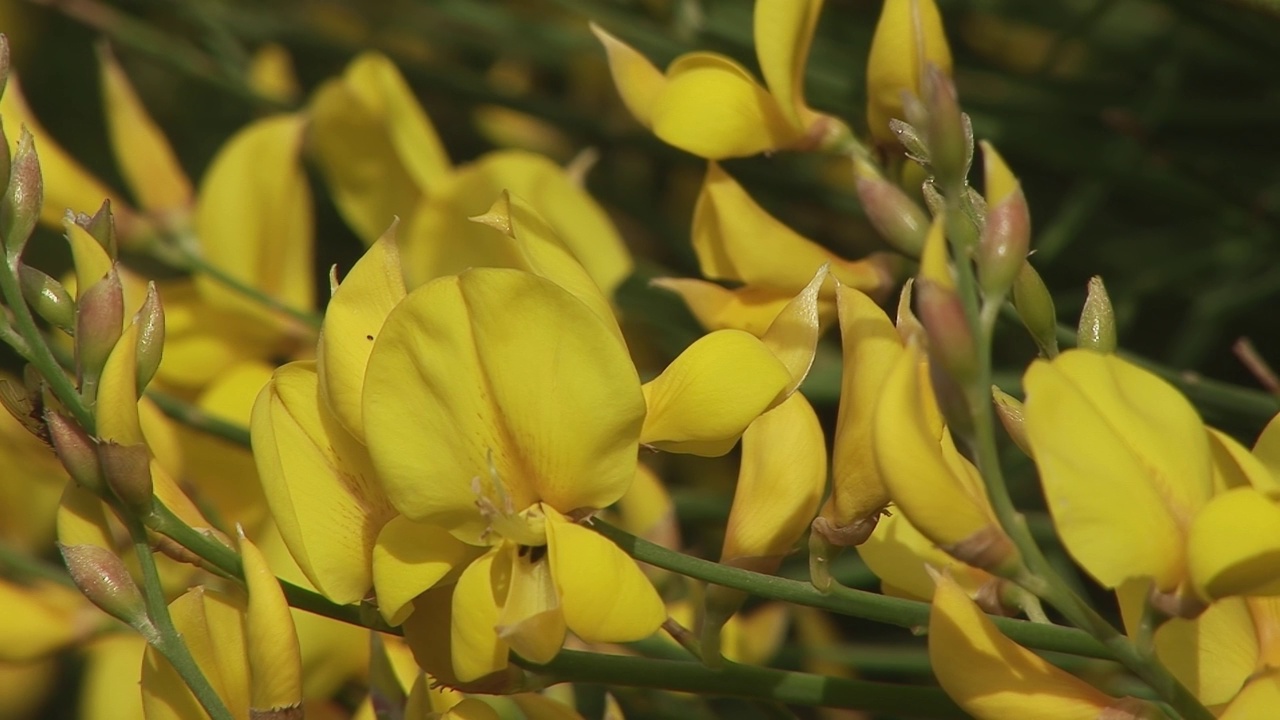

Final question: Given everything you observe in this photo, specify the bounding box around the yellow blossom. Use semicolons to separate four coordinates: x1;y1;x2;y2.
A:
865;0;953;145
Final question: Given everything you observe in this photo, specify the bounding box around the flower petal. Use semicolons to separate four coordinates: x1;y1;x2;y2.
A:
857;510;992;602
373;515;476;626
1188;487;1280;600
759;266;827;397
546;517;664;643
194;114;314;332
364;270;644;541
319;225;406;443
692;163;885;292
930;573;1122;719
1153;597;1257;706
494;543;567;665
590;24;666;129
1252;413;1280;488
651;53;797;159
754;0;824;126
251;361;394;603
866;0;953;144
240;532;303;714
650;278;795;336
722;393;826;563
1222;673;1280;720
141;588;249;720
451;551;509;682
640;329;791;456
1209;427;1280;497
98;45;192;211
1023;350;1212;590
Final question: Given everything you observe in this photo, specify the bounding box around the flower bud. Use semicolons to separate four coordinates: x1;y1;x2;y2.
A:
58;543;154;636
239;527;303;718
1011;261;1059;357
133;282;164;392
991;387;1032;457
922;66;970;192
76;200;119;259
75;266;124;397
0;34;10;101
46;410;105;494
977;142;1030;299
98;441;154;516
889;120;929;166
1078;275;1116;353
0;113;10;203
916;217;977;387
853;157;929;257
1;128;42;256
18;264;75;333
921;179;945;218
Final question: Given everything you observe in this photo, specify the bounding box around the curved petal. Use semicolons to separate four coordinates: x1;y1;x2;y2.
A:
865;0;953;144
373;515;477;626
1252;413;1280;488
759;266;827;397
590;24;666;129
546;516;664;643
1188;487;1280;600
251;361;394;604
194;114;314;332
65;222;115;298
1222;673;1280;720
857;511;991;602
494;543;567;665
345;53;453;191
1023;350;1212;590
692;163;884;292
640;329;791;456
930;573;1126;719
754;0;824;125
141;588;249;720
451;551;509;682
651;53;798;159
239;532;303;714
1209;428;1280;497
364;270;644;541
98;45;192;211
0;580;90;662
319;225;406;442
650;278;794;336
1153;597;1256;706
96;320;144;445
722;393;826;563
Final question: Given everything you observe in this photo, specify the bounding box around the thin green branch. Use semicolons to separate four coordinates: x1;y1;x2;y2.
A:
147;389;252;447
519;650;967;718
172;245;322;331
0;540;77;587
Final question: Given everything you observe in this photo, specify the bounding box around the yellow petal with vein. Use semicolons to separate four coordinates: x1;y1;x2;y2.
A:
1023;350;1212;590
98;46;192;211
640;329;791;456
651;53;797;159
754;0;824;125
722;393;825;562
590;24;666;129
451;551;509;682
495;543;566;665
1188;487;1280;600
546;516;664;643
344;53;452;191
1153;597;1256;706
373;515;476;626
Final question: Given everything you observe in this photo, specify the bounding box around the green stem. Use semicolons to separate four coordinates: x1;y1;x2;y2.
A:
518;650;967;718
591;521;1111;660
172;244;322;331
125;517;234;720
146;389;252;447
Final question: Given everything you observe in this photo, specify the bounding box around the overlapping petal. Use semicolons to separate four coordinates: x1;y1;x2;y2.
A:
1187;488;1280;599
754;0;824;127
373;515;476;626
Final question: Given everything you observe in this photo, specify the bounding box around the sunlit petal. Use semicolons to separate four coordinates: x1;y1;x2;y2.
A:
373;515;476;626
141;588;249;720
754;0;824;125
451;551;509;682
1209;428;1280;496
1188;487;1280;599
546;516;664;643
1153;597;1256;706
759;266;827;397
866;0;953;144
495;543;567;665
650;278;795;336
590;23;666;129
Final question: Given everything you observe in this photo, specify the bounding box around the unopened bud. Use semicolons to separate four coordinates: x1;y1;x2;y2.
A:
0;117;10;203
59;543;154;636
1011;262;1059;358
922;66;969;192
46;410;105;493
921;179;945;218
18;264;75;333
133;283;164;392
991;387;1032;456
98;442;154;515
1078;276;1116;353
1;34;10;98
889;120;929;166
977;142;1030;299
76;200;118;259
1;128;43;256
917;217;977;386
853;157;929;257
75;266;124;396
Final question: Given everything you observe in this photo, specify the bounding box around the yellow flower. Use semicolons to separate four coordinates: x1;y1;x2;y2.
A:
865;0;953;145
592;0;849;159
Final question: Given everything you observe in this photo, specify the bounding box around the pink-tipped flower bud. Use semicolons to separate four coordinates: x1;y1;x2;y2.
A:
98;441;154;516
133;282;164;393
1011;261;1059;358
977;142;1030;299
46;410;105;494
75;266;124;397
77;200;119;259
922;66;969;193
991;387;1032;457
59;543;154;636
1078;275;1116;353
853;157;930;257
917;217;978;388
18;264;75;333
1;128;43;257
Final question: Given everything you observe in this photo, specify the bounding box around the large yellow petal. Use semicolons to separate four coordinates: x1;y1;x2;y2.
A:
363;270;644;541
250;361;394;603
640;329;791;456
318;225;406;443
451;551;509;682
651;53;798;159
692;163;886;292
546;516;664;643
1023;350;1213;590
865;0;953;145
193;114;314;331
722;393;825;563
401;150;632;298
1188;487;1280;600
373;515;477;626
930;573;1129;719
1;73;125;226
754;0;824;126
822;285;902;540
650;278;794;336
1153;597;1256;706
98;46;192;212
590;24;666;129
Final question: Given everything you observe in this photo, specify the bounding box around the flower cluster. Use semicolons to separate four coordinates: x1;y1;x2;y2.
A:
2;1;1279;720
